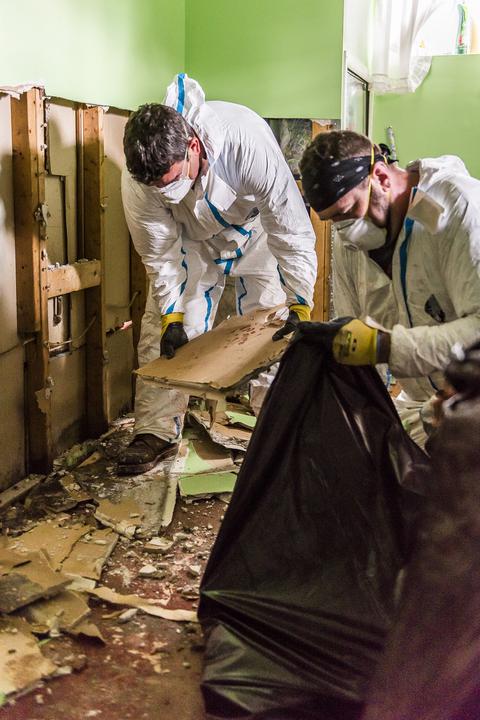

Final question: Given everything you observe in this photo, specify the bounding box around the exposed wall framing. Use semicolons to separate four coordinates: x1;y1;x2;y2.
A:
310;121;334;321
81;106;109;437
11;89;53;472
5;89;141;478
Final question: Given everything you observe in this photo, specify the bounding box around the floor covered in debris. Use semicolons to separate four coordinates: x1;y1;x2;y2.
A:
0;411;252;719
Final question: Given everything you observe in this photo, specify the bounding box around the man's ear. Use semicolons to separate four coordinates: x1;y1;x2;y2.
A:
189;135;202;155
372;163;390;192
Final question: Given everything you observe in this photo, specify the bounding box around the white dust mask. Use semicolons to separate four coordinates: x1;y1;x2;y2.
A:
159;176;193;203
159;147;193;203
334;217;387;252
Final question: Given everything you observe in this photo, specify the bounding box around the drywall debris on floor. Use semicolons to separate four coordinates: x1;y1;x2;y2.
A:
0;417;223;709
0;617;57;696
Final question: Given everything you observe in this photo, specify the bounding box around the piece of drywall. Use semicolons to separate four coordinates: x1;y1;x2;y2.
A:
185;0;344;119
0;0;185;108
373;54;480;178
104;111;131;332
50;349;86;454
0;95;19;355
0;349;25;490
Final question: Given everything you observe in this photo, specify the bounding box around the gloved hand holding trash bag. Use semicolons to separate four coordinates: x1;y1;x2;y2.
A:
296;316;391;366
272;303;312;341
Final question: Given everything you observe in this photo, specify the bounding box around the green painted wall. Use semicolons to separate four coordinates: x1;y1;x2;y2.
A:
185;0;344;119
373;54;480;178
0;0;185;109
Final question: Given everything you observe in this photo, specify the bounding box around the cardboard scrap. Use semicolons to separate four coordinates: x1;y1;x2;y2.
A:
61;528;118;580
95;497;144;538
8;521;90;571
0;552;70;613
89;586;197;623
136;307;289;393
179;471;237;498
0;617;57;696
18;590;91;635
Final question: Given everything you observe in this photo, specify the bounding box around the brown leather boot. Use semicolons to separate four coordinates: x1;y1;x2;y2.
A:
117;434;177;475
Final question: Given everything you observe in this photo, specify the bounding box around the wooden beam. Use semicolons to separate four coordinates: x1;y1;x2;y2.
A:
47;260;101;298
310;121;335;321
11;88;54;472
81;106;109;435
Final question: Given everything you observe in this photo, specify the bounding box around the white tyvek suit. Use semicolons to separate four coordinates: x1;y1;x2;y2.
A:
121;74;316;441
333;156;480;447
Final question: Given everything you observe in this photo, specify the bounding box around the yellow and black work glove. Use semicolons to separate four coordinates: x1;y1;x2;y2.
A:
272;304;311;341
160;312;189;359
296;317;383;366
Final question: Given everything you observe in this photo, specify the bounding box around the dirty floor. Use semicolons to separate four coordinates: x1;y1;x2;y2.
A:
0;420;236;720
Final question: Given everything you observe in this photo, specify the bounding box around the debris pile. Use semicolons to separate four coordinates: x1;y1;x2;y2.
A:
0;404;255;708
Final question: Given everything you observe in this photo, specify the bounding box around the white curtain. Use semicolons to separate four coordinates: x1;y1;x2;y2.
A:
371;0;442;94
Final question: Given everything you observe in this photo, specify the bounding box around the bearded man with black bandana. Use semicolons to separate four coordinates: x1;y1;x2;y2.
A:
299;130;480;448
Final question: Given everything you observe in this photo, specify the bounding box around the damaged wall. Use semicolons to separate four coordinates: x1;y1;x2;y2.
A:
0;0;185;108
0;94;26;488
0;90;139;488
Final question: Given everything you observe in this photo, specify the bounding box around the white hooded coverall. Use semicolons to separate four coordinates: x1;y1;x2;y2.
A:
121;74;317;441
333;156;480;445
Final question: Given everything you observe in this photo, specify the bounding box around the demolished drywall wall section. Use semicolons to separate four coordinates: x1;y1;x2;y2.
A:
0;93;25;487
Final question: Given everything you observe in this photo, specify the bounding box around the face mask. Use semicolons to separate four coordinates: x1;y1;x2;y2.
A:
334;217;387;252
159;176;193;203
159;146;193;203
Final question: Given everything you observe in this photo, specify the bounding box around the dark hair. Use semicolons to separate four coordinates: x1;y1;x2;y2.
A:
123;104;191;184
300;130;373;211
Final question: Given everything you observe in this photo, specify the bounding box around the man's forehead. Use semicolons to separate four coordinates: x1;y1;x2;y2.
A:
318;190;355;220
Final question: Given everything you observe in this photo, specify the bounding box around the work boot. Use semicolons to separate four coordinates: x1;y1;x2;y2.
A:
117;433;177;475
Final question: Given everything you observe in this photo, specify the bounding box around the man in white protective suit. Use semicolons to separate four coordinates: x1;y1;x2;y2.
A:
299;129;480;448
119;74;317;474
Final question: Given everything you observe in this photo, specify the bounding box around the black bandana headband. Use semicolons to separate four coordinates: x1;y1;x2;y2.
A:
310;151;385;212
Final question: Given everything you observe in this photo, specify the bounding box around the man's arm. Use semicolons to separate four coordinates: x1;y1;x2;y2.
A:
121;169;187;316
389;196;480;378
239;136;317;310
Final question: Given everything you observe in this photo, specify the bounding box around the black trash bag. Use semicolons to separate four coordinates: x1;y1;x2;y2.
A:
199;325;428;720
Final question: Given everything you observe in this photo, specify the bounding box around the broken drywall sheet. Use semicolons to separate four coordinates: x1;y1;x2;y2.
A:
178;471;237;499
91;473;176;537
89;586;197;623
136;307;289;394
59;473;93;504
188;410;251;451
0;552;69;613
225;409;256;430
18;590;91;636
0;617;57;697
9;521;90;571
61;528;118;580
0;547;30;576
95;497;144;539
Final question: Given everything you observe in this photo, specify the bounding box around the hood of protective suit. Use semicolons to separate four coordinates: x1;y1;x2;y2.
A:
163;73;225;165
408;155;470;187
406;156;472;234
